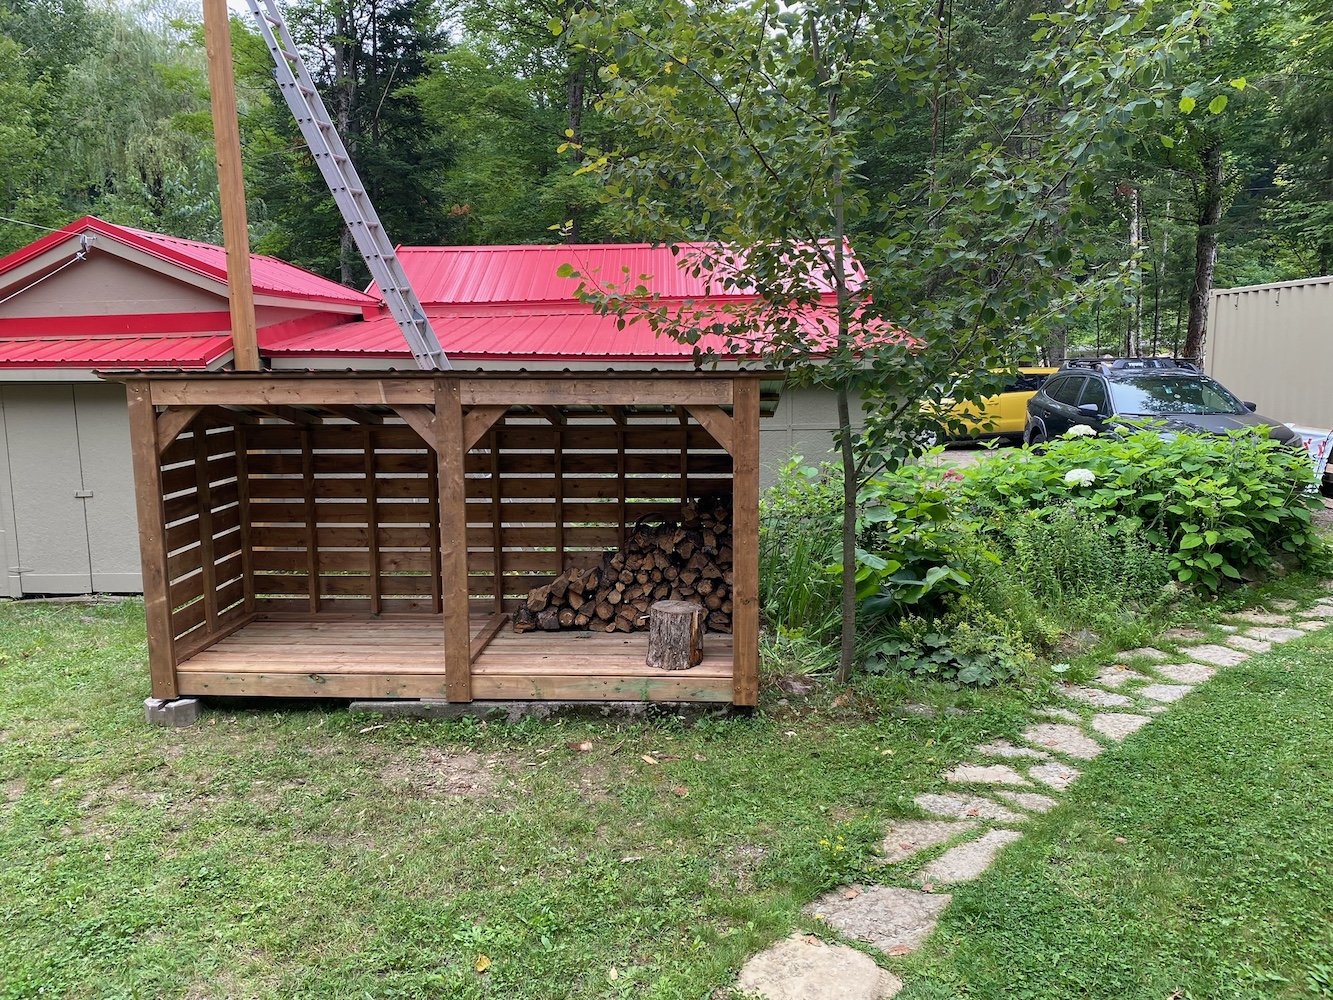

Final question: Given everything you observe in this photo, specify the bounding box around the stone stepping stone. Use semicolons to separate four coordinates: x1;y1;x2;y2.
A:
880;819;975;865
1230;611;1293;626
1027;762;1081;791
737;932;903;1000
1188;644;1249;667
944;763;1031;787
1215;624;1239;634
1091;713;1152;741
1120;647;1172;661
806;885;952;955
1022;723;1103;759
1269;599;1299;612
1297;604;1333;620
995;790;1058;813
1155;662;1215;684
1137;683;1194;703
914;792;1026;824
1094;665;1150;689
1246;626;1305;643
1160;626;1208;641
976;739;1050;761
919;829;1024;886
1062;685;1133;708
1293;620;1325;632
1226;635;1272;654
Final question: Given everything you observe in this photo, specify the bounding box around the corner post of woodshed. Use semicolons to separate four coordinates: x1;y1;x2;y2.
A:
731;377;761;707
125;380;179;699
436;377;472;702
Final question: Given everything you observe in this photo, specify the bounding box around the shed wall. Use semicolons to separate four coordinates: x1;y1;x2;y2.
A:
1207;277;1333;429
759;386;864;486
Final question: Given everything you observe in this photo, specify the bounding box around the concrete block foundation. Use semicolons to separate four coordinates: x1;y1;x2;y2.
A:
144;697;201;727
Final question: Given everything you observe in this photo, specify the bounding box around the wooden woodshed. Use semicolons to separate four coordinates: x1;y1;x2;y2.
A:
116;370;779;707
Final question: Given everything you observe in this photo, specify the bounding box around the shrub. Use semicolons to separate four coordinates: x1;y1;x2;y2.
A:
863;596;1035;687
962;426;1323;591
759;459;843;645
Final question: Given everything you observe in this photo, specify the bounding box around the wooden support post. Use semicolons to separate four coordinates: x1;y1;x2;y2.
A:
234;424;255;616
193;427;219;634
427;447;443;615
489;427;503;615
301;426;318;613
553;423;565;574
364;427;382;616
731;378;761;707
201;0;259;371
437;379;472;702
126;383;178;698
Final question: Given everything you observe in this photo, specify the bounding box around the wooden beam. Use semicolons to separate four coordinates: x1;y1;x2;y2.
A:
248;404;320;425
437;380;472;702
460;378;731;407
319;405;384;425
393;404;437;446
156;405;203;454
201;0;259;371
533;405;565;427
469;612;510;664
149;378;435;407
684;404;735;456
464;404;508;450
731;378;761;707
126;383;178;698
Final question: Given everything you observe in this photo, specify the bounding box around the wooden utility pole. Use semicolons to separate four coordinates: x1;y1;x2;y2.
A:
202;0;261;371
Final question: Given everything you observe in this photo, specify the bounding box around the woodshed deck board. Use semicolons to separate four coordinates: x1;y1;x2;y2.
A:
176;618;734;702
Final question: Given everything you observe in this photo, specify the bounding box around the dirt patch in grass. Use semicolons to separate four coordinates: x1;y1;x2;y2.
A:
380;748;503;799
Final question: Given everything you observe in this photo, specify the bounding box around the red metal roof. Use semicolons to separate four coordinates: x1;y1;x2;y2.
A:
0;216;376;307
392;242;857;305
0;333;233;369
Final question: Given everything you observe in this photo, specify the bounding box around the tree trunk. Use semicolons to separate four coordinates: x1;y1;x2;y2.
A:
1183;139;1224;363
564;52;586;243
1128;187;1142;356
835;386;857;685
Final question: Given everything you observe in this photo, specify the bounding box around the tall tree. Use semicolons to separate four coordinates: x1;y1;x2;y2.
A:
565;0;1213;680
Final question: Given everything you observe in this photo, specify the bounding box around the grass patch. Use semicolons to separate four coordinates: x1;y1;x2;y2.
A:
899;622;1333;999
0;600;1038;999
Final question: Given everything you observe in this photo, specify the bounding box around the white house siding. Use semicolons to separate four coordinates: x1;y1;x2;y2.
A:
0;382;141;595
759;386;864;487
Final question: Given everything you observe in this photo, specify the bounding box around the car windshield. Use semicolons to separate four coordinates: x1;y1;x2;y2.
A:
1109;375;1246;415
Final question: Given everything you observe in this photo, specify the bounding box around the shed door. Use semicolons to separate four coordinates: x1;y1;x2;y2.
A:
0;384;142;595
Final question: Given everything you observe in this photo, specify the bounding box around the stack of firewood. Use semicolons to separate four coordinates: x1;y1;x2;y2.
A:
513;497;734;635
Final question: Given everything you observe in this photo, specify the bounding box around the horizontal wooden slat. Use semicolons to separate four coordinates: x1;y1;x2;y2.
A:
251;525;435;548
171;595;206;636
244;424;426;451
459;377;732;407
247;476;429;501
464;476;730;500
149;378;435;407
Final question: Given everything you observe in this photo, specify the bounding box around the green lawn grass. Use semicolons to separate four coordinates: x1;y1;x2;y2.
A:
900;623;1333;1000
0;600;1035;1000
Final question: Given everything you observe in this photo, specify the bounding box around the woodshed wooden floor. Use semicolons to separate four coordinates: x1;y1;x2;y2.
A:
175;618;735;702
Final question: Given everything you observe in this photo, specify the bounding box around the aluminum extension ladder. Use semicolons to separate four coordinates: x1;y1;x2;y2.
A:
244;0;450;370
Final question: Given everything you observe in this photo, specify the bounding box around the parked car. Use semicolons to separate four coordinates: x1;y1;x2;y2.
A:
939;366;1057;440
1024;357;1301;447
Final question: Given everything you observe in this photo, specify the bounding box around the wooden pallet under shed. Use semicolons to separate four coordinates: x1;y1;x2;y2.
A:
112;371;778;706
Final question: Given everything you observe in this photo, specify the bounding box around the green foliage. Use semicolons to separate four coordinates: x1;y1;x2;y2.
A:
758;459;842;649
865;597;1035;688
854;462;976;616
963;426;1323;591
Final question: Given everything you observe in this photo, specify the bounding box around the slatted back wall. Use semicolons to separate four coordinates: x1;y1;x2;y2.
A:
160;417;245;658
462;413;732;612
244;421;442;617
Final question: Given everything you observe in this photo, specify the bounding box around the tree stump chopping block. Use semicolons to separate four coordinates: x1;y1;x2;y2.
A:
646;600;704;670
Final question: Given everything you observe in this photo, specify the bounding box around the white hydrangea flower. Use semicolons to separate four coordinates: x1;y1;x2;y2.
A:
1063;468;1097;487
1065;424;1097;437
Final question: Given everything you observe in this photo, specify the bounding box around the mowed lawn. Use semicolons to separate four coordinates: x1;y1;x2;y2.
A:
0;600;1030;1000
901;624;1333;1000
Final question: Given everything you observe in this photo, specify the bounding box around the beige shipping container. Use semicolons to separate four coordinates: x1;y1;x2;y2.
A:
1207;275;1333;429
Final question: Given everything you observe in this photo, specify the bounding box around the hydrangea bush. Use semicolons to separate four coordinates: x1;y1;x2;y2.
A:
963;425;1323;591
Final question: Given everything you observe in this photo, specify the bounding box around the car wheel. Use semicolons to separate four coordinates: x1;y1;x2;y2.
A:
1027;428;1047;450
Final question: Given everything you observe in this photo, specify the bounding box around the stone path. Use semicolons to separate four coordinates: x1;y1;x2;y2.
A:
734;598;1329;997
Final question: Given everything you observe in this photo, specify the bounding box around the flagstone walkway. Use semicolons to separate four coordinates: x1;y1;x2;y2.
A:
733;595;1333;998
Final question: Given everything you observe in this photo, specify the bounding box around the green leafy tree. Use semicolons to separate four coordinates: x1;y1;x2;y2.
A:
564;0;1215;680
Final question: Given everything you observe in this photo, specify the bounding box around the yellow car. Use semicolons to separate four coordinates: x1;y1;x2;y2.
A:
945;367;1057;440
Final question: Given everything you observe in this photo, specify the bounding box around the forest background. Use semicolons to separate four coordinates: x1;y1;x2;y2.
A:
1;0;1329;359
